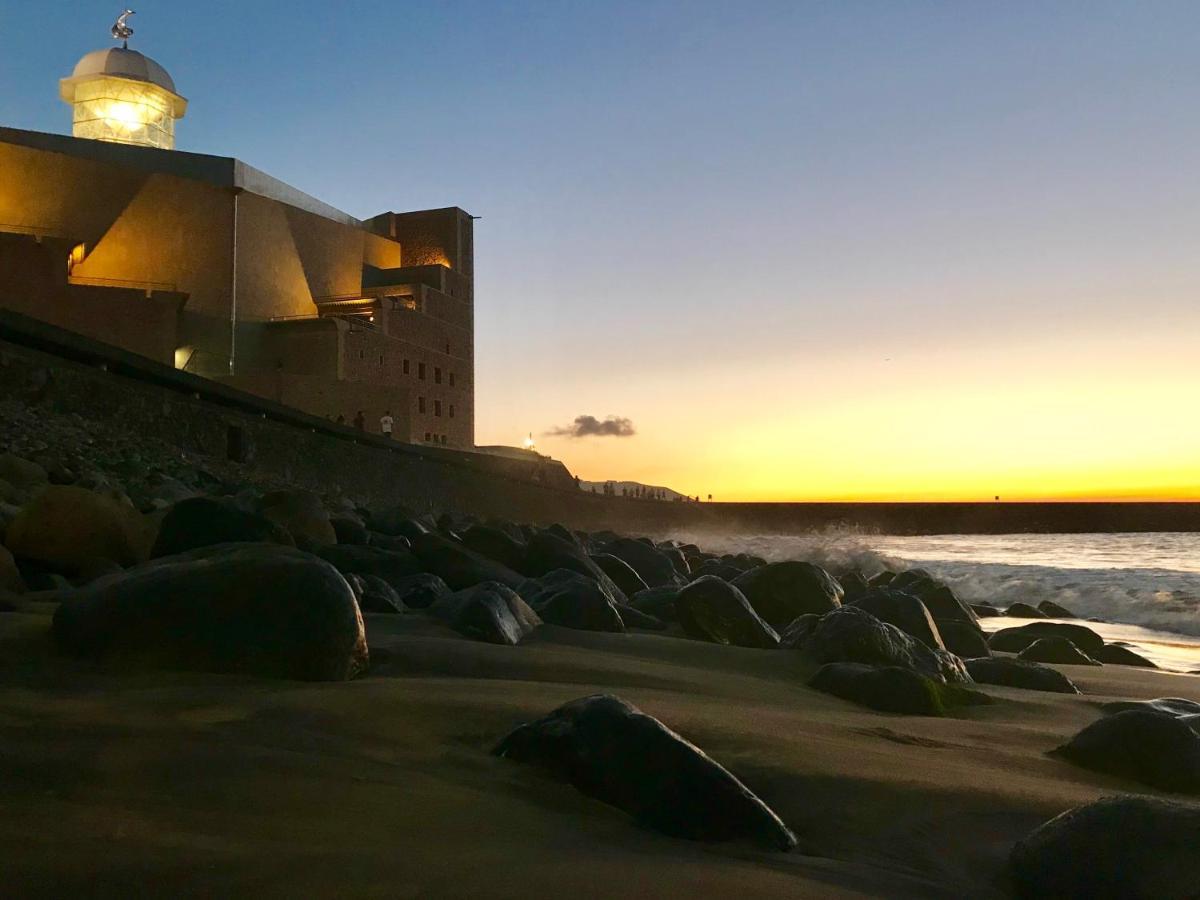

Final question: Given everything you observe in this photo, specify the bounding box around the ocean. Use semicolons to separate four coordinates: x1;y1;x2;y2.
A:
670;530;1200;674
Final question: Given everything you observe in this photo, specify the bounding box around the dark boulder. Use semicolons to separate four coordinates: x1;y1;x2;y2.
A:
970;604;1004;618
460;524;527;572
890;574;980;630
730;562;843;631
659;546;691;578
629;585;680;623
964;657;1079;694
1094;643;1157;668
848;588;944;649
789;606;972;684
311;544;423;592
257;489;336;546
1010;795;1200;900
347;573;404;613
1051;709;1200;793
53;545;367;681
428;582;541;645
779;613;821;648
675;576;779;649
1017;637;1101;666
151;497;293;558
989;622;1105;656
330;517;370;546
688;560;744;582
601;538;682;588
590;553;649;598
391;573;451;609
1100;697;1200;718
809;663;988;716
523;533;627;603
868;571;896;587
493;694;797;850
521;570;625;633
367;532;412;552
617;605;667;631
837;570;870;601
1037;599;1078;618
411;533;526;591
366;505;428;541
939;621;992;658
1004;602;1046;618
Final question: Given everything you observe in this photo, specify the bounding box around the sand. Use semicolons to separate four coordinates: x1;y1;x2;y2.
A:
1;603;1197;899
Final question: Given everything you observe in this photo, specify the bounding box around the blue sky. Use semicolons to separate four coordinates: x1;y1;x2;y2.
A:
4;1;1199;498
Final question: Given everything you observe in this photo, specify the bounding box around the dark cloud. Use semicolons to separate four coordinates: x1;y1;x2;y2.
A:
547;415;636;438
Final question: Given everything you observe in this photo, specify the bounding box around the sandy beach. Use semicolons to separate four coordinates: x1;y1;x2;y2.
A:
3;599;1196;899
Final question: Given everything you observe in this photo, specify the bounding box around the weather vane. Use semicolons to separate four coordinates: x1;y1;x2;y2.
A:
111;9;135;48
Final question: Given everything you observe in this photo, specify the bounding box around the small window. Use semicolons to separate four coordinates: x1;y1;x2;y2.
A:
418;362;426;380
445;341;450;354
358;350;364;359
418;396;426;413
449;372;455;387
434;367;442;384
440;434;447;444
403;359;409;375
434;400;442;417
424;431;431;442
379;354;384;365
449;404;455;419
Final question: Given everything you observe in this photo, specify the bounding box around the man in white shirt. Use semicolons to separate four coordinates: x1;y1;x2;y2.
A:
380;410;394;438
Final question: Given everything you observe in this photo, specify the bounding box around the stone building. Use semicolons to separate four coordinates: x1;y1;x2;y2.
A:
0;26;474;448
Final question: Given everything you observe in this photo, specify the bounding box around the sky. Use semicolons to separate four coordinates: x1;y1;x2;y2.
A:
3;1;1199;501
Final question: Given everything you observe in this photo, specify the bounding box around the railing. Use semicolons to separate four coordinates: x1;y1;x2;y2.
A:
0;222;67;238
68;274;177;294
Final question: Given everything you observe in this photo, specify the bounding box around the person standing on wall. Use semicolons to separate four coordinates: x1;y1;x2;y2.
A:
380;410;394;439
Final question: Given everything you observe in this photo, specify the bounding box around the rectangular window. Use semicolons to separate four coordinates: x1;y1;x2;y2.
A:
440;435;447;444
424;432;431;442
403;359;409;375
449;404;455;418
434;400;442;417
418;362;426;380
434;367;442;385
418;396;426;413
379;354;384;365
449;372;455;387
358;350;364;359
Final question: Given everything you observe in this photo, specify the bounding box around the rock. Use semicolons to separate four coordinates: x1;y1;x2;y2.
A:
391;573;451;609
970;604;1004;618
460;524;527;572
521;570;626;633
311;544;423;592
848;588;944;649
1010;795;1200;900
1017;637;1101;666
1037;599;1078;618
837;570;870;601
779;613;821;648
52;545;367;680
869;571;896;587
0;453;48;495
1094;643;1157;668
523;533;627;603
411;533;526;591
367;532;412;552
151;497;293;558
629;585;681;623
347;573;404;613
7;485;147;571
789;606;972;684
0;543;25;593
939;620;992;658
809;663;988;716
1004;602;1046;618
964;657;1079;694
1099;697;1200;718
258;489;337;547
428;582;541;645
688;560;744;582
659;546;691;578
616;605;667;631
365;503;422;538
590;553;649;598
331;517;370;546
891;575;980;630
1051;709;1200;793
675;576;779;649
730;562;843;631
493;694;797;850
600;538;682;588
989;622;1105;656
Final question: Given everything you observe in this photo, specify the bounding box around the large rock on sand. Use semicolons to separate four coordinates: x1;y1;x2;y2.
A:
521;570;626;633
590;553;649;598
731;562;843;631
848;588;943;649
347;573;405;614
311;544;423;592
989;622;1105;656
675;576;779;648
964;657;1079;694
523;533;627;604
493;694;797;850
789;606;972;684
151;497;293;558
809;663;987;716
1094;643;1157;668
258;489;336;547
1010;795;1200;900
391;573;451;609
428;582;541;645
1017;636;1101;666
7;485;147;571
459;524;526;572
600;538;682;588
1051;709;1200;793
411;533;526;591
53;545;367;680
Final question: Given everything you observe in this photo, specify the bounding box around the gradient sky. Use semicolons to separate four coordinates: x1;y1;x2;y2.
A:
4;1;1199;500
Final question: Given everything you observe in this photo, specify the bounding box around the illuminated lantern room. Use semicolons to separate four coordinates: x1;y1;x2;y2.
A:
59;11;187;150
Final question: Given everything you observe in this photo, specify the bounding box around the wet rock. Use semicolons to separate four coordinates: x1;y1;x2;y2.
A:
365;503;423;538
837;570;870;601
989;622;1105;656
890;574;980;631
1010;795;1200;900
809;663;988;716
523;533;627;603
1037;599;1078;618
600;538;683;588
521;570;626;633
616;605;667;631
848;588;944;649
460;524;527;572
1099;697;1200;718
790;606;972;684
1094;643;1157;668
311;544;423;592
970;604;1004;618
0;544;25;593
629;585;681;623
151;497;293;558
258;489;336;546
675;576;779;649
428;582;541;645
939;621;991;658
53;545;367;680
367;532;412;552
7;485;148;571
688;560;744;582
493;694;797;850
0;453;48;495
1004;602;1046;618
590;553;649;598
730;562;843;631
331;517;370;546
1051;709;1200;793
391;573;451;609
411;533;526;591
964;657;1079;694
347;573;404;613
660;546;691;578
1017;637;1101;666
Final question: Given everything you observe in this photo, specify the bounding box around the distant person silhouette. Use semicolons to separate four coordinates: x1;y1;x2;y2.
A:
335;414;345;425
354;410;365;431
380;410;394;438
